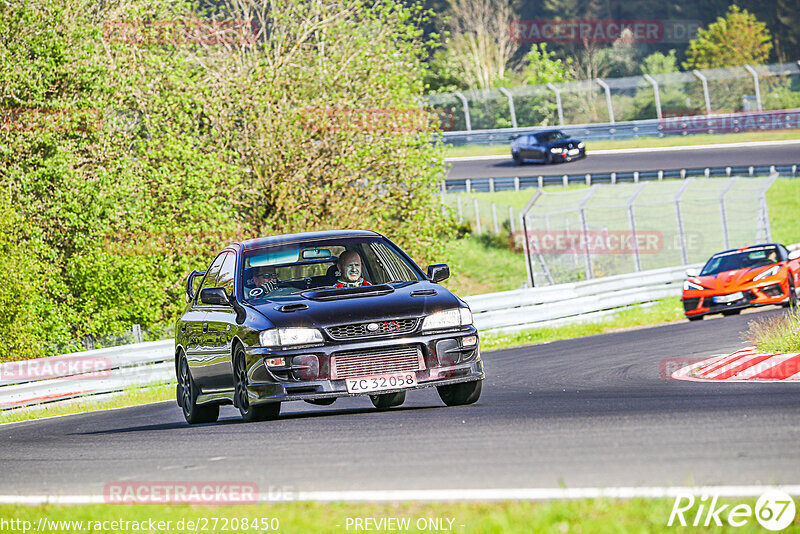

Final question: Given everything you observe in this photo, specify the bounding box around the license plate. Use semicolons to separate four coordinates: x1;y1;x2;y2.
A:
568;148;580;155
714;292;743;304
345;372;417;394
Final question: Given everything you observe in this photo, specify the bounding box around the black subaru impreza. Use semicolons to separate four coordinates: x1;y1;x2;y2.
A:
175;230;484;424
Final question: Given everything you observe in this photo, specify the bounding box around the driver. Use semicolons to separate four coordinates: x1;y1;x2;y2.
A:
249;265;279;297
333;250;370;288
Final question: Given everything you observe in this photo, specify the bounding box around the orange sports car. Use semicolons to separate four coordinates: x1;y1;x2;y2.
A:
682;243;800;321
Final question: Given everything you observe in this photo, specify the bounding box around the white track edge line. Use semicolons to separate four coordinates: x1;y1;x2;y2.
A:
4;486;800;505
445;138;800;162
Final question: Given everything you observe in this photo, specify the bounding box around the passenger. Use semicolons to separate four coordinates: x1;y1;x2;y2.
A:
333;251;370;288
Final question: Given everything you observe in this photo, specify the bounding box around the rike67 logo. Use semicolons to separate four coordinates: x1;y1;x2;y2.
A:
668;490;796;531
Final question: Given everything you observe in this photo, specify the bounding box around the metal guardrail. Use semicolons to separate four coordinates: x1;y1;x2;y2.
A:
438;109;800;146
443;163;799;193
0;265;702;410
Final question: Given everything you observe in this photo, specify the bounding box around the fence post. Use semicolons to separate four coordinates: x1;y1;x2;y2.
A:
453;91;472;131
674;180;692;265
578;186;598;280
743;65;762;111
491;202;500;234
596;78;615;124
718;178;736;249
132;324;143;344
473;198;482;234
627;183;647;272
508;205;515;233
692;70;712;116
643;73;662;120
547;82;564;126
456;196;463;223
498;87;518;129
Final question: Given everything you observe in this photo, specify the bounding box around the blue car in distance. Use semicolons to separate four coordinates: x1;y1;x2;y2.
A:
511;130;586;164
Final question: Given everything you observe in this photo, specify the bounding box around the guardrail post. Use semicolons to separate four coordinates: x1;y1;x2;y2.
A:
633;171;639;183
726;167;731;177
596;78;615;123
538;176;544;189
585;173;591;186
718;178;736;249
658;170;663;181
562;175;568;187
749;166;754;176
492;202;500;234
704;168;710;178
453;91;472;131
498;87;518;129
611;172;616;185
743;65;762;111
514;176;520;191
674;180;692;265
489;177;495;193
465;178;471;192
643;74;662;120
473;198;482;234
692;70;712;116
547;83;564;126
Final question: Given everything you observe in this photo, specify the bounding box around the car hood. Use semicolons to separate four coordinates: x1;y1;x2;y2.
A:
249;281;462;329
695;266;775;290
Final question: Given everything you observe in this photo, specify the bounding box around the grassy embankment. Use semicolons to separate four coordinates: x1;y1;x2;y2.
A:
1;498;791;533
444;129;800;158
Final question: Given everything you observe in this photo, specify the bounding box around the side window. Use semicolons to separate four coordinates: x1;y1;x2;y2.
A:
217;253;236;295
197;253;227;303
778;245;789;261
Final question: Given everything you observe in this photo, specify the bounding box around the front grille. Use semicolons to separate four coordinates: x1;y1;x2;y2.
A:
331;345;425;380
326;318;418;340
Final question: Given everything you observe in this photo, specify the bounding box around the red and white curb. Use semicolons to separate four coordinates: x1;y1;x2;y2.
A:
673;346;800;382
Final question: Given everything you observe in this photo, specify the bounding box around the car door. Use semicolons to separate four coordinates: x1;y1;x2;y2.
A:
202;251;238;392
188;252;226;390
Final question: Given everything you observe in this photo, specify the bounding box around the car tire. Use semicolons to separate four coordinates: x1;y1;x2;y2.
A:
370;391;406;410
687;315;704;321
512;152;522;165
177;353;219;425
722;309;741;316
783;279;797;308
235;348;280;422
544;152;553;164
437;380;482;406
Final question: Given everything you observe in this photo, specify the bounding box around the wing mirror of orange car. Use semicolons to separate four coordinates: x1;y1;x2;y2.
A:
685;268;699;278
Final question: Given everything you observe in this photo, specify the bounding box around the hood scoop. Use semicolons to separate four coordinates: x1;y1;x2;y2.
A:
410;289;437;297
275;303;309;313
302;284;395;301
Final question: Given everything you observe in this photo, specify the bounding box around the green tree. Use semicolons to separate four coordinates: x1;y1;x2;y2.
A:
683;5;772;70
518;44;571;86
640;50;679;76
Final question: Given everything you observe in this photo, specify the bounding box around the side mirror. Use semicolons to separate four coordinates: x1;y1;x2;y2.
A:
427;263;450;283
788;250;800;261
685;268;699;278
200;287;230;306
185;270;206;302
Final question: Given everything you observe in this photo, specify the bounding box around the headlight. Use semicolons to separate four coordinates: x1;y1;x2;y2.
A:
753;265;781;282
422;308;473;332
550;147;563;153
577;142;585;148
683;280;705;291
259;328;323;347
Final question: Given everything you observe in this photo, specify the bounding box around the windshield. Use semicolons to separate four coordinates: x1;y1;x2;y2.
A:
241;236;424;301
699;246;780;276
535;131;566;143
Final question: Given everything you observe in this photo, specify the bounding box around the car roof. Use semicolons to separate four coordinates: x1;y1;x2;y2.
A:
237;229;381;251
533;129;563;136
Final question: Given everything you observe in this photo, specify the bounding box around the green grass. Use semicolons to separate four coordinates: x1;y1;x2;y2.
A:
481;298;685;351
1;497;794;533
0;384;174;425
744;309;800;354
766;178;800;245
444;129;800;158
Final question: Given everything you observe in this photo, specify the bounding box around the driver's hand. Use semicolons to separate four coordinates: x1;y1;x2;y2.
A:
260;281;278;293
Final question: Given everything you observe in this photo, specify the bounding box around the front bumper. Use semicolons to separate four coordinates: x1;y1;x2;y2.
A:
242;328;484;404
683;280;790;317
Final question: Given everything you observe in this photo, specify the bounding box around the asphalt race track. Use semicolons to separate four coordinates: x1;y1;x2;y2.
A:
2;307;799;496
447;142;800;180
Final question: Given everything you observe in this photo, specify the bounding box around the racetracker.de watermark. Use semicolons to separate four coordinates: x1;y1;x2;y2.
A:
0;355;111;381
103;481;267;504
513;230;664;255
510;19;699;44
660;109;800;135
